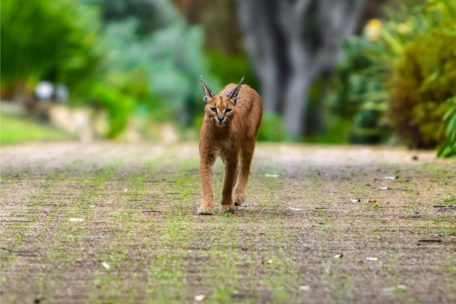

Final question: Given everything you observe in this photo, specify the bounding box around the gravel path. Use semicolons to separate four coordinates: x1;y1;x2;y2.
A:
1;142;455;303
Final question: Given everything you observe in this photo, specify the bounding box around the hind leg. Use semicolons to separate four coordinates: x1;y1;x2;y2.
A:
233;144;254;206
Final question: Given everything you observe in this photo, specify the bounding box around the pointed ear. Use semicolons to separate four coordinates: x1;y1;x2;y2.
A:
200;76;214;103
226;76;244;105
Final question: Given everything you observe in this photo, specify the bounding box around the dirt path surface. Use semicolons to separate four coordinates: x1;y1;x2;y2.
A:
1;142;455;303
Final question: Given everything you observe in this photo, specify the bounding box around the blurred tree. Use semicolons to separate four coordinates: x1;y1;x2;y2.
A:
173;0;243;55
238;0;366;138
173;0;258;95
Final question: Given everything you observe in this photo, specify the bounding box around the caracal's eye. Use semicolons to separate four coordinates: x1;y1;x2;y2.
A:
210;107;217;112
225;108;232;113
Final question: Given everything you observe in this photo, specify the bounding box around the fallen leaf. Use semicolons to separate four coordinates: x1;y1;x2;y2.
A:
265;174;279;178
333;254;343;259
366;257;378;261
101;262;110;270
288;207;303;211
367;199;377;203
69;217;84;222
384;285;407;294
299;285;311;291
194;295;205;301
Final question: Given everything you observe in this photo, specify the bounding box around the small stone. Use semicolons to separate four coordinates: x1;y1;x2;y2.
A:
69;217;84;222
384;284;407;294
101;262;111;270
265;174;279;178
194;295;205;301
299;285;311;291
366;257;378;261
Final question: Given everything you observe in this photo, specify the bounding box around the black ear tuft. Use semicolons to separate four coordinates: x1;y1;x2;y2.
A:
226;76;244;103
200;76;214;102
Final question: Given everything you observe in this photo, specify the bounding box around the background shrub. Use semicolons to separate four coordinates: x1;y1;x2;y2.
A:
257;114;287;142
437;97;456;157
389;30;456;148
328;0;456;152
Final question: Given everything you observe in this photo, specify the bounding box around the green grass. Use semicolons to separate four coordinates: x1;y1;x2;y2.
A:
437;196;456;207
0;113;71;145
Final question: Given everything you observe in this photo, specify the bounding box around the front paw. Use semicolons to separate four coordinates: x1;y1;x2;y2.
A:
221;203;235;213
234;195;244;206
197;204;214;215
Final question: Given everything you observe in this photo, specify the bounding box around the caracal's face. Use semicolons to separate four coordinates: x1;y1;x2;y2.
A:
205;96;235;127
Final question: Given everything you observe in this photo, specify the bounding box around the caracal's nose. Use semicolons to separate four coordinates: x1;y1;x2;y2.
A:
217;116;224;122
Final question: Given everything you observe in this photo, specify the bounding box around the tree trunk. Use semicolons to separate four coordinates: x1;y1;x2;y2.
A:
237;0;365;138
237;1;289;113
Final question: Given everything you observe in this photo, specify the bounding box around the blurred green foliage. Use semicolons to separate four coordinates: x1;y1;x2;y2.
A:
257;114;287;142
389;26;456;148
328;36;390;144
1;0;99;93
437;97;456;157
9;0;454;151
87;17;207;137
88;1;217;137
1;0;222;139
330;0;456;154
206;51;258;91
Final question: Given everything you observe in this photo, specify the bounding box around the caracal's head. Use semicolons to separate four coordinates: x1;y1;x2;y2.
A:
200;77;244;127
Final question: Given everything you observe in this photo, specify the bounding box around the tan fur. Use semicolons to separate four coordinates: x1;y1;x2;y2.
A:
198;82;263;214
